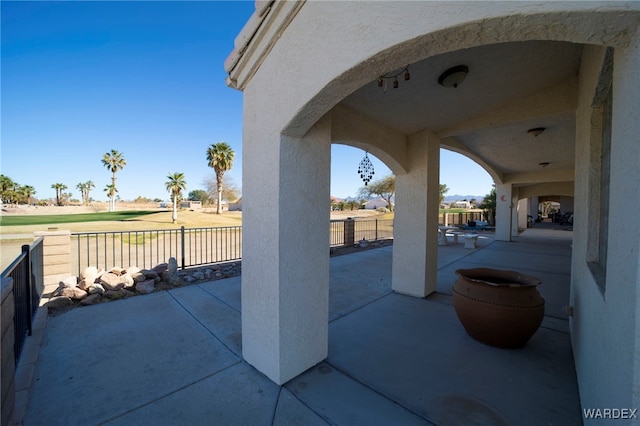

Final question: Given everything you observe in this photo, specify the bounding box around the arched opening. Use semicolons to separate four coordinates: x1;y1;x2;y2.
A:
234;5;640;413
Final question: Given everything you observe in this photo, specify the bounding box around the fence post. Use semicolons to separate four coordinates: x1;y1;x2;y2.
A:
180;226;186;270
375;219;379;241
32;229;70;297
344;218;355;247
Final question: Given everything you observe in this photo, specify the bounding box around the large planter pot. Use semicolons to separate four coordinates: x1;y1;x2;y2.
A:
452;268;545;348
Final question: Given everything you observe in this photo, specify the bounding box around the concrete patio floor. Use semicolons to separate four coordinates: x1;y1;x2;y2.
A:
18;225;580;425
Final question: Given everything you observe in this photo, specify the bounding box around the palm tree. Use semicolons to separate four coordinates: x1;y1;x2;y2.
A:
165;173;187;224
51;183;67;206
101;150;126;212
20;185;35;205
206;142;235;214
76;182;87;205
104;184;117;208
76;181;95;205
0;175;15;204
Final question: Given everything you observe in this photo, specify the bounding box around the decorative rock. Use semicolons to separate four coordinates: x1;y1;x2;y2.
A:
126;266;141;275
204;269;213;278
153;263;168;274
100;273;124;291
183;275;196;283
136;279;155;294
193;271;205;280
79;267;100;290
168;257;178;276
103;289;128;300
109;267;125;276
121;273;135;288
47;296;73;309
60;287;88;300
141;269;159;280
80;294;101;306
131;272;147;283
61;276;78;287
88;284;106;295
81;266;99;280
215;271;223;278
160;271;171;282
122;289;136;297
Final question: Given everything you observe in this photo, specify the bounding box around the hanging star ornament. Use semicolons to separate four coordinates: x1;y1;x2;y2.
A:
358;152;375;186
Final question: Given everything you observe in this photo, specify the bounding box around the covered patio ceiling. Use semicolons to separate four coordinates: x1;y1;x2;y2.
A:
340;40;581;180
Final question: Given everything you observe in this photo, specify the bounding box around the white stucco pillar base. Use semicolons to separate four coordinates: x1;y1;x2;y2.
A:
392;130;440;297
495;183;513;241
511;188;520;237
241;115;331;385
517;198;529;230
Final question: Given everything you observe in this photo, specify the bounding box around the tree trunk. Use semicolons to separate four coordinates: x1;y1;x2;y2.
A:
216;179;223;214
172;195;178;224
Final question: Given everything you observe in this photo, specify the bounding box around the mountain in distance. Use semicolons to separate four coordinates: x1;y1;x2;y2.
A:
444;194;484;204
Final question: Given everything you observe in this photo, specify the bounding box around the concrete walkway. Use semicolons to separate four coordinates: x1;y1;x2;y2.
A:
18;226;580;425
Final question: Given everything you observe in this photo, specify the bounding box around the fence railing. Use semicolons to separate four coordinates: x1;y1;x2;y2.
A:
73;220;393;274
439;211;485;226
72;226;242;276
330;218;394;247
1;238;44;365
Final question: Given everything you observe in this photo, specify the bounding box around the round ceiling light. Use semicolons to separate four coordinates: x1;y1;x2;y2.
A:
438;65;469;88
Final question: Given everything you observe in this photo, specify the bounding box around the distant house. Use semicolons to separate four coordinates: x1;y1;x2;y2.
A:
453;200;471;209
364;197;393;210
180;201;202;209
229;198;242;211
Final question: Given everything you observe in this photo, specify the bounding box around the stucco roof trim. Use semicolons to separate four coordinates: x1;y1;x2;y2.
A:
225;0;305;91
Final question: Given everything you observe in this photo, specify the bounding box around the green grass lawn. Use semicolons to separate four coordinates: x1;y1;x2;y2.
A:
0;210;158;227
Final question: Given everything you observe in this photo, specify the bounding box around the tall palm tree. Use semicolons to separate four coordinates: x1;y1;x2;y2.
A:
104;184;117;208
51;183;67;206
206;142;235;214
165;172;187;224
101;150;126;212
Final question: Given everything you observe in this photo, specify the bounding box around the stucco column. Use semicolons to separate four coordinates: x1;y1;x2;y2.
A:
511;189;520;237
33;229;71;291
530;196;539;219
495;183;512;241
517;198;529;231
241;114;331;385
392;130;440;297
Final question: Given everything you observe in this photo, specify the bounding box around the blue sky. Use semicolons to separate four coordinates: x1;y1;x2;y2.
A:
1;1;493;203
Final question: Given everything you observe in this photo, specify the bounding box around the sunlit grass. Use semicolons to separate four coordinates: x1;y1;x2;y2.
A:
0;210;158;227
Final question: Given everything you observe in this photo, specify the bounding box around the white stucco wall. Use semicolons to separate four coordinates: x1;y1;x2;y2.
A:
234;1;640;400
571;40;640;411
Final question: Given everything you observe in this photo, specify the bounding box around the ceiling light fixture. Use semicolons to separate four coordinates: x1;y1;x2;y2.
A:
527;127;546;137
377;65;410;91
438;65;469;88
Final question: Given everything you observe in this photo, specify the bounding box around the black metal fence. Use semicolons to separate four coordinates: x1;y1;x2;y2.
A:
439;211;485;226
330;218;394;247
73;220;393;274
1;238;44;365
72;226;242;276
